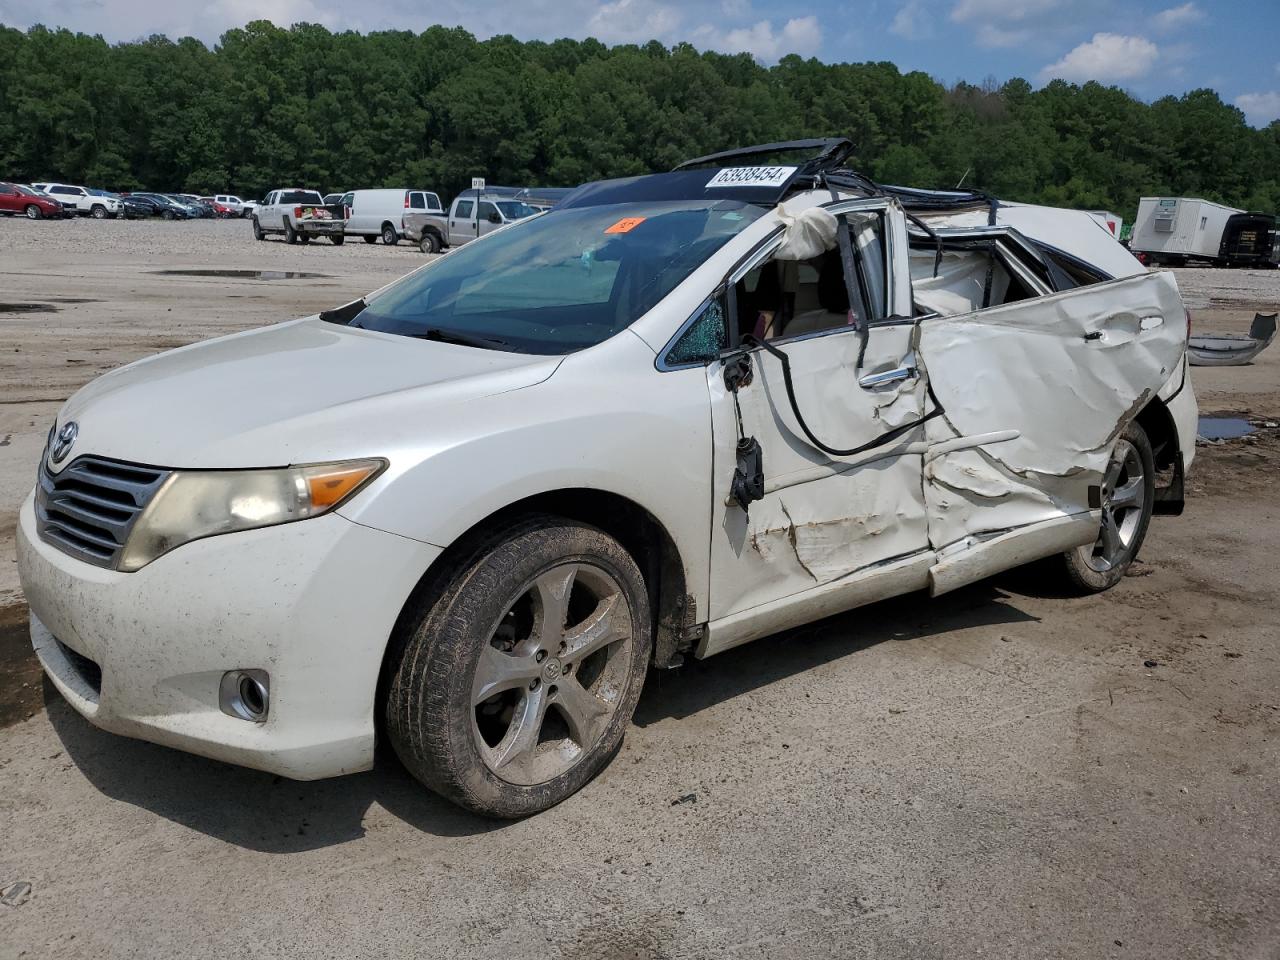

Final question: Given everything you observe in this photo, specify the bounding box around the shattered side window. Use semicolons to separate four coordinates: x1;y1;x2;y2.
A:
1039;246;1110;289
665;296;727;366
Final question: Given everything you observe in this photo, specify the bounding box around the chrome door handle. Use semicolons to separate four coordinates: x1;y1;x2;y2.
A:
859;355;917;388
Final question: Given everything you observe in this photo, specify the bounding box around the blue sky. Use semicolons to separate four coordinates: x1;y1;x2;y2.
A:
2;0;1278;125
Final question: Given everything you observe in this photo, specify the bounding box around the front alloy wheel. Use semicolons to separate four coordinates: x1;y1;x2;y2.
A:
386;518;651;817
470;563;635;786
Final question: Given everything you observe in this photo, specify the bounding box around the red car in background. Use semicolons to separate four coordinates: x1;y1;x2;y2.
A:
197;197;237;218
0;182;65;219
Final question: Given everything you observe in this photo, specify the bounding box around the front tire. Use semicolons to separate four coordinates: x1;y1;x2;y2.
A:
1059;421;1155;593
330;234;345;246
252;217;264;241
162;209;176;221
90;204;107;219
362;235;377;244
386;517;651;818
24;204;42;220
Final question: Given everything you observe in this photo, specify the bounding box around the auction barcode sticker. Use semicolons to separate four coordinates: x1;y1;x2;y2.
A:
706;166;797;189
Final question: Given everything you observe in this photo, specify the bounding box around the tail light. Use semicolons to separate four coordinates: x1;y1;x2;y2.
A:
294;206;303;218
404;194;410;208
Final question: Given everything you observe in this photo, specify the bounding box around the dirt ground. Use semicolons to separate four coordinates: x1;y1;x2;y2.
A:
0;219;1277;960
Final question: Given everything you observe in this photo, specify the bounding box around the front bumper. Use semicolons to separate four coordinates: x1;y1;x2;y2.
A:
17;492;440;779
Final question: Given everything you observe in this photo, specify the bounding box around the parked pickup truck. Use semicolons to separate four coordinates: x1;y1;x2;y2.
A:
403;191;537;253
251;189;347;245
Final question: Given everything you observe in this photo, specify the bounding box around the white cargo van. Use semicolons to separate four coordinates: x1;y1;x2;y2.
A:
340;188;443;245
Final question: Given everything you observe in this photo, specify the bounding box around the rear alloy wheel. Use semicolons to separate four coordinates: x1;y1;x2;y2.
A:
381;224;398;245
1059;421;1155;593
90;204;107;219
24;204;42;220
386;518;651;818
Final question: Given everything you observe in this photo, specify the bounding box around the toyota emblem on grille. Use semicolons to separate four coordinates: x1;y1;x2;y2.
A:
50;421;78;464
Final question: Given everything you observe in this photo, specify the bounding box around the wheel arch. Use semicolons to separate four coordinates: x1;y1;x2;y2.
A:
1135;395;1183;515
378;487;693;700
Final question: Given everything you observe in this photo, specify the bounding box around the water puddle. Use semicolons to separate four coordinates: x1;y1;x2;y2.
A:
153;269;331;280
0;303;57;314
1198;417;1256;440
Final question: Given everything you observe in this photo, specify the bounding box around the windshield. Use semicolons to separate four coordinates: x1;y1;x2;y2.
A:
345;199;764;354
15;185;40;197
495;201;536;220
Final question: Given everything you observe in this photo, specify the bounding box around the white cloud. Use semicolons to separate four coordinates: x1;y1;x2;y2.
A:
585;0;682;45
0;0;820;60
951;0;1057;23
693;14;821;60
889;0;927;40
1039;32;1159;83
975;25;1030;48
1235;91;1280;127
1151;2;1204;33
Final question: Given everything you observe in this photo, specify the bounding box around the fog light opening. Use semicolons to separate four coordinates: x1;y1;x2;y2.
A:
219;669;270;723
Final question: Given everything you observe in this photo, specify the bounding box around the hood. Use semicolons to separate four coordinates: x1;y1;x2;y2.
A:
57;318;562;468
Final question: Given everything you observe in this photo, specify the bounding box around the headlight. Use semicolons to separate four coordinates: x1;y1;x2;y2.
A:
119;459;385;572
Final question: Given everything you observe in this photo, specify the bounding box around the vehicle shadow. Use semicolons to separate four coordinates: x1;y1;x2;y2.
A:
635;581;1040;726
38;579;1039;852
42;677;501;852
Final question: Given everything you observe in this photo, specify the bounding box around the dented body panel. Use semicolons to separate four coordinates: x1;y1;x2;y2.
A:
916;271;1187;555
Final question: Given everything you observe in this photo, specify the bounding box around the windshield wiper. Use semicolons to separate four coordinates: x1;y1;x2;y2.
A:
413;327;513;351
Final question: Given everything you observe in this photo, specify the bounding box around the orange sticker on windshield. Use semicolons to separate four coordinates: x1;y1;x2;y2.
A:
605;217;646;234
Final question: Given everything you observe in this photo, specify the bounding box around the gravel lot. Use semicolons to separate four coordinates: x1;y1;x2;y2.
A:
1;218;1278;960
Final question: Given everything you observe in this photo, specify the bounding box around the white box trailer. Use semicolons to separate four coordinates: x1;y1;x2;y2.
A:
1131;197;1240;265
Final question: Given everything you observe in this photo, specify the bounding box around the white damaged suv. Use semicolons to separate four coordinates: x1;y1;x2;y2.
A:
17;140;1197;817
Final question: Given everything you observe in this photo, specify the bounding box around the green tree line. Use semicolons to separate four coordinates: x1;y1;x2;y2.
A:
2;19;1278;221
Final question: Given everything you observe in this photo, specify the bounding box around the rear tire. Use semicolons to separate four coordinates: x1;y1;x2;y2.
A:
284;219;298;245
419;231;441;254
381;223;398;245
1058;421;1156;593
24;204;42;220
385;517;651;818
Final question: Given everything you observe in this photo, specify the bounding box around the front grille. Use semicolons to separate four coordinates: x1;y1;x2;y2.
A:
35;455;170;569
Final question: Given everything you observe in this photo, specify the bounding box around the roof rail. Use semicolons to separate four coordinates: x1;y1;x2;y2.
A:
674;138;854;172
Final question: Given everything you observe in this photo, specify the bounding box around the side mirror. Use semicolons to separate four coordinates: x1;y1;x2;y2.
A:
487;211;502;224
